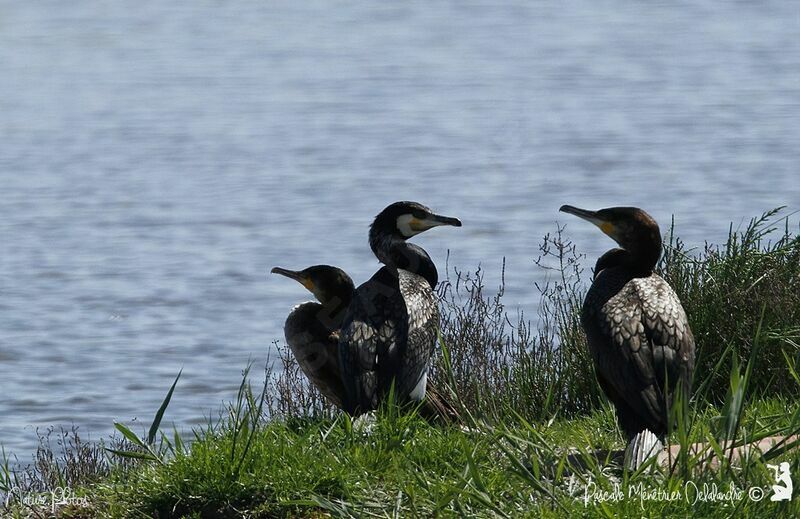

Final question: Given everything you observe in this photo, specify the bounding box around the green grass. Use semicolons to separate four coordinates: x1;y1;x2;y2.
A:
662;207;800;402
6;395;797;517
2;208;799;517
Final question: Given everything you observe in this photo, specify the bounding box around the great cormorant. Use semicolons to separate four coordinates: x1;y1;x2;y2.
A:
559;205;695;465
271;265;355;408
339;201;461;415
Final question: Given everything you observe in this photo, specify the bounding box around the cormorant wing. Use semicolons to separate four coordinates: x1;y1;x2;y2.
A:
585;272;695;437
338;267;438;414
396;268;439;398
284;302;346;408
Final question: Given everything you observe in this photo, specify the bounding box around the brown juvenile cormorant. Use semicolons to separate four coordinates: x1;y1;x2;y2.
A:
559;205;695;466
339;201;461;415
271;265;355;408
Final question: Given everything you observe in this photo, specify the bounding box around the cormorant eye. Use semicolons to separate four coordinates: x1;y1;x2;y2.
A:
412;210;427;219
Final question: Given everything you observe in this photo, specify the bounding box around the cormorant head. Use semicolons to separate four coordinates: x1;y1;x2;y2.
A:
370;201;462;241
559;205;662;270
271;265;355;306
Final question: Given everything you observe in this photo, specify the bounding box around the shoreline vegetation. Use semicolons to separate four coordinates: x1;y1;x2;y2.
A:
2;208;799;517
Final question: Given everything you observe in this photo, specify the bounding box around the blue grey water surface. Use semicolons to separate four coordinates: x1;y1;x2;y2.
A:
1;1;798;457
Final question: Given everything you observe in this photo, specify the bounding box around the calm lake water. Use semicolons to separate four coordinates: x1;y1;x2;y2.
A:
1;1;798;457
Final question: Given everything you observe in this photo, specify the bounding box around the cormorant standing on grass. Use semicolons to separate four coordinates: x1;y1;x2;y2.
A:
339;201;461;415
559;205;695;466
271;265;355;408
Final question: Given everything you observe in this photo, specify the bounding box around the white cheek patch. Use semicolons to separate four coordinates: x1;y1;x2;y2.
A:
396;214;420;238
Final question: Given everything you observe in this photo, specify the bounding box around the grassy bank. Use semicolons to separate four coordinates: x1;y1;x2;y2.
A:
3;395;799;517
2;208;799;517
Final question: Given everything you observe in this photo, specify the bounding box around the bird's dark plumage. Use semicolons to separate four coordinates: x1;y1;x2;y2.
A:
339;201;461;415
272;265;355;408
560;205;695;441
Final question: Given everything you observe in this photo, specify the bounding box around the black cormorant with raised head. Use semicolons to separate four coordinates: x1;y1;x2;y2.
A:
559;205;695;466
271;265;355;408
339;201;461;415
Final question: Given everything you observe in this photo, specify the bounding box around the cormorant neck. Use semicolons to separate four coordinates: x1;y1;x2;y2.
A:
369;230;438;288
619;236;662;277
317;289;354;329
594;248;627;279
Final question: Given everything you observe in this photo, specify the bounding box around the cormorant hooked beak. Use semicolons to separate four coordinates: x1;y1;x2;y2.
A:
271;267;315;292
412;213;462;232
559;205;618;240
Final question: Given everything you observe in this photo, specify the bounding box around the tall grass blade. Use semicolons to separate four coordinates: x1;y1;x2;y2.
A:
148;369;182;445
